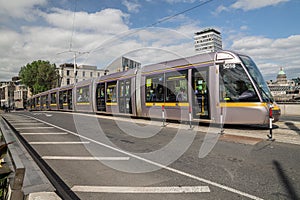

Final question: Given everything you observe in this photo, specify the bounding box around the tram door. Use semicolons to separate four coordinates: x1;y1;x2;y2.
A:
67;89;72;110
192;69;209;119
118;79;132;114
96;83;106;111
59;89;72;110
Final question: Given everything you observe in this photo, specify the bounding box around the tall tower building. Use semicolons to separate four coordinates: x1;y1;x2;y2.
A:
194;28;222;53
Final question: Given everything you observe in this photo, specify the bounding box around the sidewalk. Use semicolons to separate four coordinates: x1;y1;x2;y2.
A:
216;117;300;145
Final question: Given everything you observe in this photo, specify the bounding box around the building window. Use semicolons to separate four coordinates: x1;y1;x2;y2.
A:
90;72;93;77
67;78;70;85
67;70;70;76
82;71;85;77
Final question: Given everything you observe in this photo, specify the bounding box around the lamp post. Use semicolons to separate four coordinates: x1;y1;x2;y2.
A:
0;87;3;108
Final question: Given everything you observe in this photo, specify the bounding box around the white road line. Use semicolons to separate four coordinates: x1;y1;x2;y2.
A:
8;121;38;123
21;114;264;200
71;186;210;193
7;120;37;122
21;132;68;135
29;141;90;145
12;123;45;125
16;127;54;129
42;156;130;161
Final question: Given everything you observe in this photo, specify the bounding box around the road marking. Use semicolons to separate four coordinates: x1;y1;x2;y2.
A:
29;141;90;145
8;119;40;123
11;123;45;125
71;186;210;193
21;132;68;135
21;114;264;200
42;156;130;161
16;127;54;129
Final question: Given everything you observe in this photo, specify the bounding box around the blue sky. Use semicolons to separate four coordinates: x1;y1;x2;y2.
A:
0;0;299;81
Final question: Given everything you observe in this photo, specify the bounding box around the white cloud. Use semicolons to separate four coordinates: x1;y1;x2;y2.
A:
164;0;196;3
0;7;132;81
231;35;300;80
0;6;199;81
240;25;248;31
213;5;229;15
85;27;196;69
41;8;129;34
231;0;289;11
122;0;141;13
214;0;289;14
0;0;47;21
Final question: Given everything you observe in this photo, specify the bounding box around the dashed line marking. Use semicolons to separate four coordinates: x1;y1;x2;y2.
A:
29;141;90;145
16;127;54;129
71;186;210;193
21;132;68;135
42;156;130;161
11;123;45;125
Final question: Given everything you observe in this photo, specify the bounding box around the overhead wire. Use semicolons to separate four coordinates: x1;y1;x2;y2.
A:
149;0;214;27
87;0;214;57
69;0;77;51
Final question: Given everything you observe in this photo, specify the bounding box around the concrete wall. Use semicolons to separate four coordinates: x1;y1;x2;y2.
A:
278;104;300;116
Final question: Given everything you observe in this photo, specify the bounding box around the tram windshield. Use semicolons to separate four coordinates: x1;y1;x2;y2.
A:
239;55;274;102
219;63;259;102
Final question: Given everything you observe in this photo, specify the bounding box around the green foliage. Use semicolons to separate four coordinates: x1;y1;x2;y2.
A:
19;60;59;95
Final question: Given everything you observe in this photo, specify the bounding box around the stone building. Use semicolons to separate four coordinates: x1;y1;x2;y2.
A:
0;77;31;109
58;64;107;86
267;68;300;102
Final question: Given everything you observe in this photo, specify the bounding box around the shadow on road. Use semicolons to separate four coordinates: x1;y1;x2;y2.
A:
284;121;300;135
273;160;299;200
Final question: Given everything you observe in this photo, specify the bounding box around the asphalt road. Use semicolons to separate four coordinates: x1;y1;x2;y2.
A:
2;111;300;200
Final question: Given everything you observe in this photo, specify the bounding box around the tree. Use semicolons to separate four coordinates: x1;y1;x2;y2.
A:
19;60;59;95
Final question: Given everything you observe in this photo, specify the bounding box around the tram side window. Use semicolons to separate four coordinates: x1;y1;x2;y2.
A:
51;93;56;104
37;97;40;105
107;81;117;103
59;91;68;104
59;91;63;104
145;75;164;102
166;70;188;102
77;86;90;103
41;95;47;107
97;84;105;99
219;64;259;102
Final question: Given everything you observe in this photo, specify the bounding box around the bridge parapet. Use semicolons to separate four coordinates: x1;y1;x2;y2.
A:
278;103;300;116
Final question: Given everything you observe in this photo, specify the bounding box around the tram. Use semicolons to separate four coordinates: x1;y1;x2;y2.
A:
28;50;281;125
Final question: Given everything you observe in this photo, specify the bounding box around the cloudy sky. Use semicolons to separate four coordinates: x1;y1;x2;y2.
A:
0;0;299;81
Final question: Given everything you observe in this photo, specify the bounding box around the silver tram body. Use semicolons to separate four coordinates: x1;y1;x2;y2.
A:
28;50;280;125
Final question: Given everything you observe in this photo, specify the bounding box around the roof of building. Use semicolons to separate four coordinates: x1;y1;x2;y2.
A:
194;28;220;35
278;68;286;75
277;67;287;79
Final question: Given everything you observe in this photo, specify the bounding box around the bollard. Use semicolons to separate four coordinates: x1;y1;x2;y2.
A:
188;106;193;130
220;107;225;135
267;104;275;141
161;105;166;127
